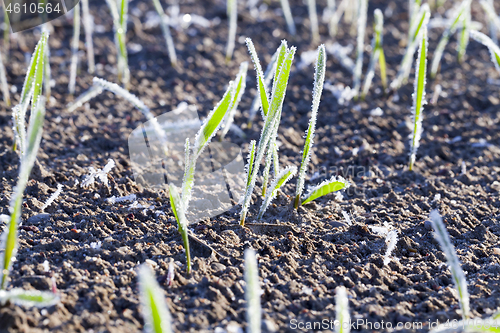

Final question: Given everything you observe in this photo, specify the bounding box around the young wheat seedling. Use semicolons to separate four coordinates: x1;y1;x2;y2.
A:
480;0;500;45
280;0;296;35
457;3;471;64
361;9;387;99
429;210;470;320
430;0;471;78
169;183;191;275
0;46;10;106
307;0;320;44
138;264;173;333
352;0;368;98
409;25;428;171
42;24;52;101
152;0;177;67
226;0;237;62
106;0;130;89
301;175;349;206
258;165;296;219
244;249;261;333
240;40;295;226
69;2;81;95
81;0;95;74
470;30;500;74
294;44;326;208
335;286;350;333
220;61;248;140
391;4;430;90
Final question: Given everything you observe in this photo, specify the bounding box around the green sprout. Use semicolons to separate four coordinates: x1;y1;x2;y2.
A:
409;24;428;171
152;0;178;67
352;0;367;97
81;0;95;74
174;81;236;272
294;44;326;209
258;165;296;219
226;0;237;62
138;264;173;333
105;0;130;89
1;34;57;310
220;61;248;140
470;30;500;74
391;4;430;90
361;8;387;99
69;2;80;95
0;44;10;106
244;249;261;333
457;3;471;64
429;210;470;321
280;0;296;35
301;176;349;206
430;0;471;78
240;39;295;226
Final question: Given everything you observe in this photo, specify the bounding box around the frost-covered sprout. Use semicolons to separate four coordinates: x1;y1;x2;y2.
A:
457;3;471;64
0;47;10;106
470;30;500;75
280;0;296;35
246;38;270;119
244;249;261;333
261;41;288;196
81;0;95;74
352;0;367;98
335;286;350;333
138;264;173;333
226;0;237;62
391;4;430;90
12;32;49;156
220;61;248;140
361;9;387;99
171;82;235;272
240;40;295;226
245;140;257;189
429;210;470;320
105;0;130;89
69;2;80;95
152;0;177;67
258;165;296;219
430;0;471;78
301;176;349;206
294;44;326;209
329;0;348;37
1;36;47;290
383;230;398;265
409;24;428;171
307;0;320;43
480;0;500;45
0;289;58;308
247;47;280;127
42;24;52;101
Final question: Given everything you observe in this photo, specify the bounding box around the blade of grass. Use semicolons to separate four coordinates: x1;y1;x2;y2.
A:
0;46;10;106
409;25;428;171
138;264;173;333
221;61;248;140
301;176;349;205
280;0;296;35
81;0;95;74
361;9;385;99
226;0;237;62
429;210;470;320
470;30;500;74
244;249;261;333
457;5;470;63
430;0;470;78
169;184;191;274
0;288;58;307
307;0;320;43
353;0;367;97
152;0;177;67
257;165;296;219
69;2;81;95
246;38;270;118
294;44;326;208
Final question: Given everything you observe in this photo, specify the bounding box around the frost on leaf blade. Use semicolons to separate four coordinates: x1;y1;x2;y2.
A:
0;289;59;308
301;176;349;206
138;265;173;333
244;249;262;333
470;30;500;74
246;38;270;117
409;24;428;171
258;165;297;219
429;210;470;320
295;44;326;208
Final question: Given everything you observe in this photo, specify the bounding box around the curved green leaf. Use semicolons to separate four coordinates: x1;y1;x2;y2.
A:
301;176;349;205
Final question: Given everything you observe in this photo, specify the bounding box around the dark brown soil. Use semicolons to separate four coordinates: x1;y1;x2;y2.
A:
1;0;500;332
